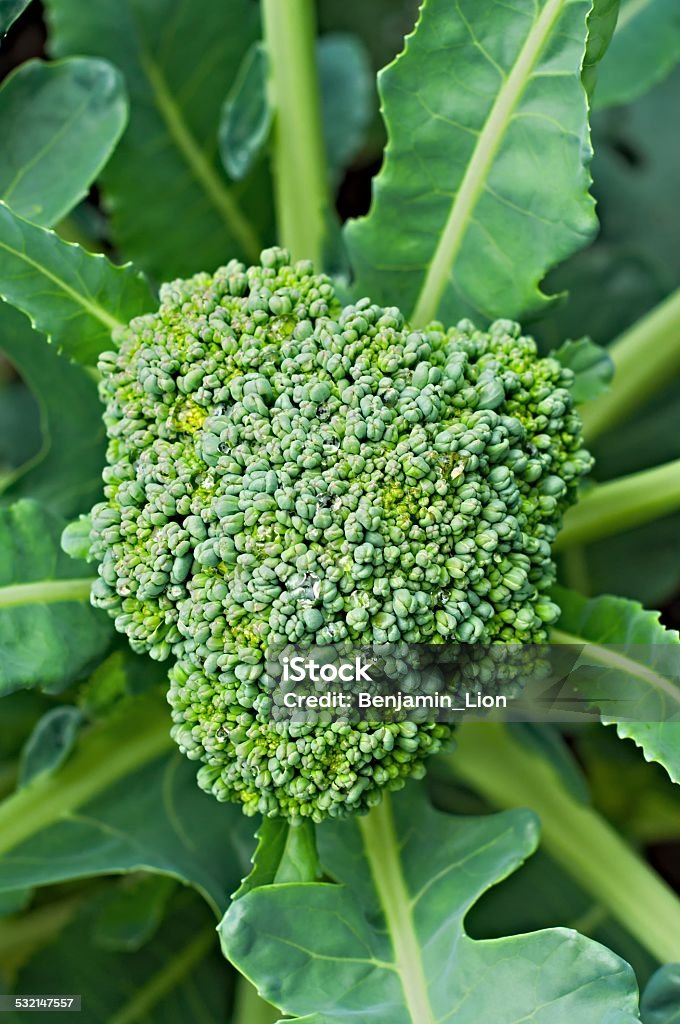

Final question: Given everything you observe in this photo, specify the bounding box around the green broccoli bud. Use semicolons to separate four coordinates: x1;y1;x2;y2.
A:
85;247;592;822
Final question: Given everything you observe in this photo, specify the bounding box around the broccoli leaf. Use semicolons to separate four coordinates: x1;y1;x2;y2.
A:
0;499;111;695
219;43;272;184
467;845;658;987
18;705;85;787
641;965;680;1024
345;0;598;328
595;0;680;109
553;337;614;403
0;58;128;227
220;787;642;1024
0;202;154;363
0;888;32;918
583;0;621;97
319;33;374;188
234;819;318;900
9;891;230;1024
92;875;175;952
0;694;254;916
553;586;680;785
44;0;273;281
0;306;106;516
0;0;30;35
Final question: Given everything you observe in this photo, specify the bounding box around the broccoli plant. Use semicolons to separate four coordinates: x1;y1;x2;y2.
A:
0;0;679;1021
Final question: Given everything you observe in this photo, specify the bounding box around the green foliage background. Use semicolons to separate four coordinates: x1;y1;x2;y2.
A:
0;0;679;1021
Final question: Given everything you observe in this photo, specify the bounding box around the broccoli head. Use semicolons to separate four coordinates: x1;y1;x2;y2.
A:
84;247;591;821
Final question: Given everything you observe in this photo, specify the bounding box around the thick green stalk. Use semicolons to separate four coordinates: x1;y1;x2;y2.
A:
261;0;328;266
555;458;680;550
0;577;95;608
0;695;172;856
359;796;436;1024
447;722;680;963
581;287;680;441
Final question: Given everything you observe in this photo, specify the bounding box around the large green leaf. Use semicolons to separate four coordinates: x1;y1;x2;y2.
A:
0;58;127;228
0;306;106;516
234;819;318;900
345;0;598;328
0;0;30;35
92;875;175;952
221;787;642;1024
18;705;85;788
218;43;271;184
554;586;680;785
596;0;680;108
319;34;374;189
583;0;621;95
0;369;40;479
0;499;111;695
0;695;253;915
8;891;230;1024
0;203;154;363
466;846;658;986
44;0;272;281
641;966;680;1024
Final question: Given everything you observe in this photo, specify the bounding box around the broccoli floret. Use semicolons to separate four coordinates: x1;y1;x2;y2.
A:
85;247;591;822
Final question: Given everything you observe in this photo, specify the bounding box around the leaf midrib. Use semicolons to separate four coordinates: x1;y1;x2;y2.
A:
0;213;123;332
1;78;92;212
359;795;436;1024
410;0;566;327
139;49;262;262
552;628;680;704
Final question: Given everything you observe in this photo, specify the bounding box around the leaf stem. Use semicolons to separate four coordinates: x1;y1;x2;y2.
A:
359;796;436;1024
0;577;95;608
261;0;328;267
581;287;680;441
555;459;680;550
0;695;172;856
446;722;680;963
